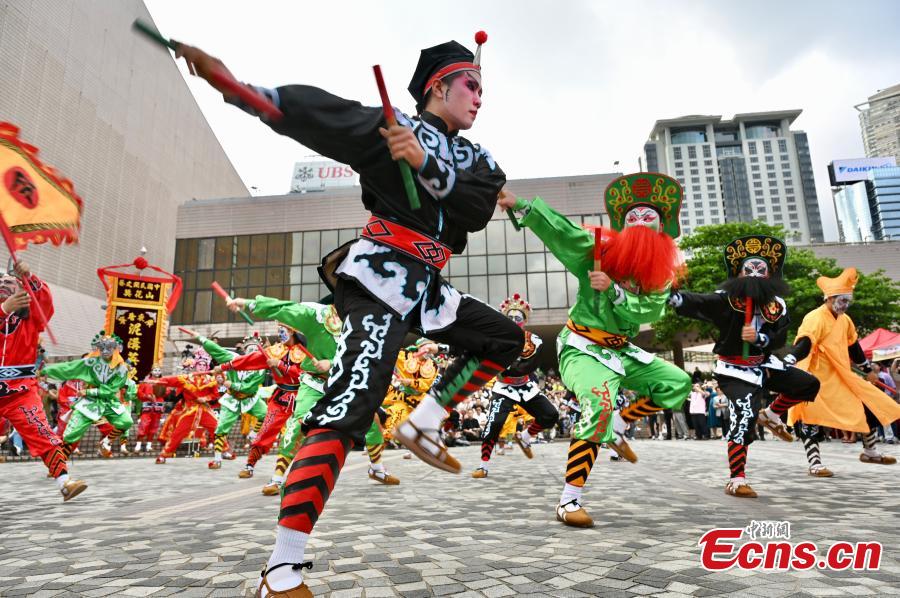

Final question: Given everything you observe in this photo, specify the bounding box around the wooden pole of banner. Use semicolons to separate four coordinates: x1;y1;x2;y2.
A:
0;212;56;344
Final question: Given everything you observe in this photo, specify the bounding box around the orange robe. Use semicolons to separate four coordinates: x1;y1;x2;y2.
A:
789;304;900;433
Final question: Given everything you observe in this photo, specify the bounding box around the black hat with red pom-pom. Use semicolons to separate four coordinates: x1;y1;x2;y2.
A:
408;31;487;112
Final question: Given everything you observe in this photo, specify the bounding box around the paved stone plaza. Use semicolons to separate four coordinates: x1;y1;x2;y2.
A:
1;439;898;597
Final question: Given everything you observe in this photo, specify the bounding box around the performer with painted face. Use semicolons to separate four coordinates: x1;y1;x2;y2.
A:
472;294;558;478
500;173;691;528
182;330;269;469
668;236;821;495
787;268;900;468
174;33;524;594
151;350;220;464
133;364;167;453
43;332;134;459
362;338;443;486
222;295;339;494
217;297;335;486
0;263;86;501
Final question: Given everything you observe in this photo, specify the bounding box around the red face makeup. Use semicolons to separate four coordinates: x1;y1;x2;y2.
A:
439;71;482;131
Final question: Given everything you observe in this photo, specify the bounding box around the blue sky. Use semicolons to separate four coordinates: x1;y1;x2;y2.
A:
146;0;900;241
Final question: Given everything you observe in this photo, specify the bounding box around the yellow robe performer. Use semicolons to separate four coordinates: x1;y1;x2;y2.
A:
789;268;900;466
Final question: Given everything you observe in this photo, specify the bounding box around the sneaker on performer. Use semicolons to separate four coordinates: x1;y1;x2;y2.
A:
262;479;283;496
555;499;594;528
58;476;88;502
238;464;254;478
257;562;313;598
392;394;460;474
208;460;222;470
859;449;897;465
368;467;400;485
724;477;758;498
471;466;488;478
808;464;834;477
610;411;638;463
514;432;533;459
757;407;793;442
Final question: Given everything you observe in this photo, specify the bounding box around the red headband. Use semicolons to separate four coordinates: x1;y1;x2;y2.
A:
424;62;480;96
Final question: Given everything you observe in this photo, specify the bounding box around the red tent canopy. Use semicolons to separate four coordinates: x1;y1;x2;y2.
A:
859;328;900;359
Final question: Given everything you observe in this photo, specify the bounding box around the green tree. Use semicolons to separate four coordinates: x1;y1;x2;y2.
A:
654;221;900;349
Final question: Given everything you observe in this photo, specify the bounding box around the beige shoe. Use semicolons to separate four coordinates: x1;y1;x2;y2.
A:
725;479;758;498
515;433;534;459
471;467;488;478
98;444;112;459
368;468;400;485
808;466;834;477
757;409;793;442
261;482;282;496
257;562;313;598
392;420;460;474
61;479;87;502
610;439;638;463
860;453;897;465
239;466;254;479
556;499;595;528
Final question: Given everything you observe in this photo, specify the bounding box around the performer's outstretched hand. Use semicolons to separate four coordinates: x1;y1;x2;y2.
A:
226;297;248;313
379;125;425;170
1;290;29;315
173;44;236;96
313;359;331;373
588;270;612;292
497;188;517;210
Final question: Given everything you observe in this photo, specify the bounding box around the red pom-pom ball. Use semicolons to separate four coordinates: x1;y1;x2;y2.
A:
133;256;149;270
475;31;488;45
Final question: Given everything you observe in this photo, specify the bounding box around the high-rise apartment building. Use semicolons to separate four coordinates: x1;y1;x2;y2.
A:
856;84;900;159
645;111;824;242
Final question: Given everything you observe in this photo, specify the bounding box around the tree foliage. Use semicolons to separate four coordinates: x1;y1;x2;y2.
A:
653;221;900;347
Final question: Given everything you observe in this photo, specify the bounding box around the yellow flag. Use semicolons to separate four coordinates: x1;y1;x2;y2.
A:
0;122;82;249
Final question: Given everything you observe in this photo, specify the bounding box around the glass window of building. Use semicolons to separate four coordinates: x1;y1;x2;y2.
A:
765;155;774;163
672;129;707;145
751;165;760;172
746;125;781;140
689;160;698;167
691;177;700;184
690;169;699;176
780;154;789;163
754;181;763;188
688;146;698;160
768;172;777;179
748;142;757;155
673;147;683;159
675;170;683;177
705;168;714;175
785;186;794;194
778;139;788;153
709;192;717;199
704;160;713;166
302;231;320;264
706;184;716;191
702;145;711;158
706;176;715;182
752;173;761;180
250;235;267;266
762;140;772;153
198;238;215;270
767;163;775;171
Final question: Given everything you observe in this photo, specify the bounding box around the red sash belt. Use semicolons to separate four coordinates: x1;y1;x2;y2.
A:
719;355;765;367
362;216;451;270
499;375;529;385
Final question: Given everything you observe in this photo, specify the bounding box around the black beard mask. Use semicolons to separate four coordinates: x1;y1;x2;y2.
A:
719;276;790;305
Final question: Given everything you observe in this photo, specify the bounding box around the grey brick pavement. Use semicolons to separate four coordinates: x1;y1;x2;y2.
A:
1;438;898;596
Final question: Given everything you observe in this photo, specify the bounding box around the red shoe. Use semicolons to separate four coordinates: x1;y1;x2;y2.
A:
208;460;222;469
155;456;166;464
222;452;237;461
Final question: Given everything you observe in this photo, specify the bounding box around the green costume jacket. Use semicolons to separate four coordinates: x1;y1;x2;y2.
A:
518;197;669;375
199;337;267;413
42;356;131;419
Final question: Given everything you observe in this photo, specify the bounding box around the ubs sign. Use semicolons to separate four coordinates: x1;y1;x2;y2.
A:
291;160;358;192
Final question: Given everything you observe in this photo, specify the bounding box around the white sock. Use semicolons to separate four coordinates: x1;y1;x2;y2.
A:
55;473;69;489
270;474;285;485
479;461;489;472
134;442;142;452
560;483;582;505
407;394;446;430
214;451;222;462
101;437;111;449
370;462;385;473
263;526;309;590
864;447;880;458
520;429;533;444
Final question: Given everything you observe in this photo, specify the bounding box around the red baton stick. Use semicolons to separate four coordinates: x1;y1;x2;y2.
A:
373;65;421;210
742;298;754;359
211;281;254;325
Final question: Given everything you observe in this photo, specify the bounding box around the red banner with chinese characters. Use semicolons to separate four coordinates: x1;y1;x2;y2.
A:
98;258;182;380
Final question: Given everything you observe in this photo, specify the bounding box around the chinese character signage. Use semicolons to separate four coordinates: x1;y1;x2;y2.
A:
97;257;183;381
